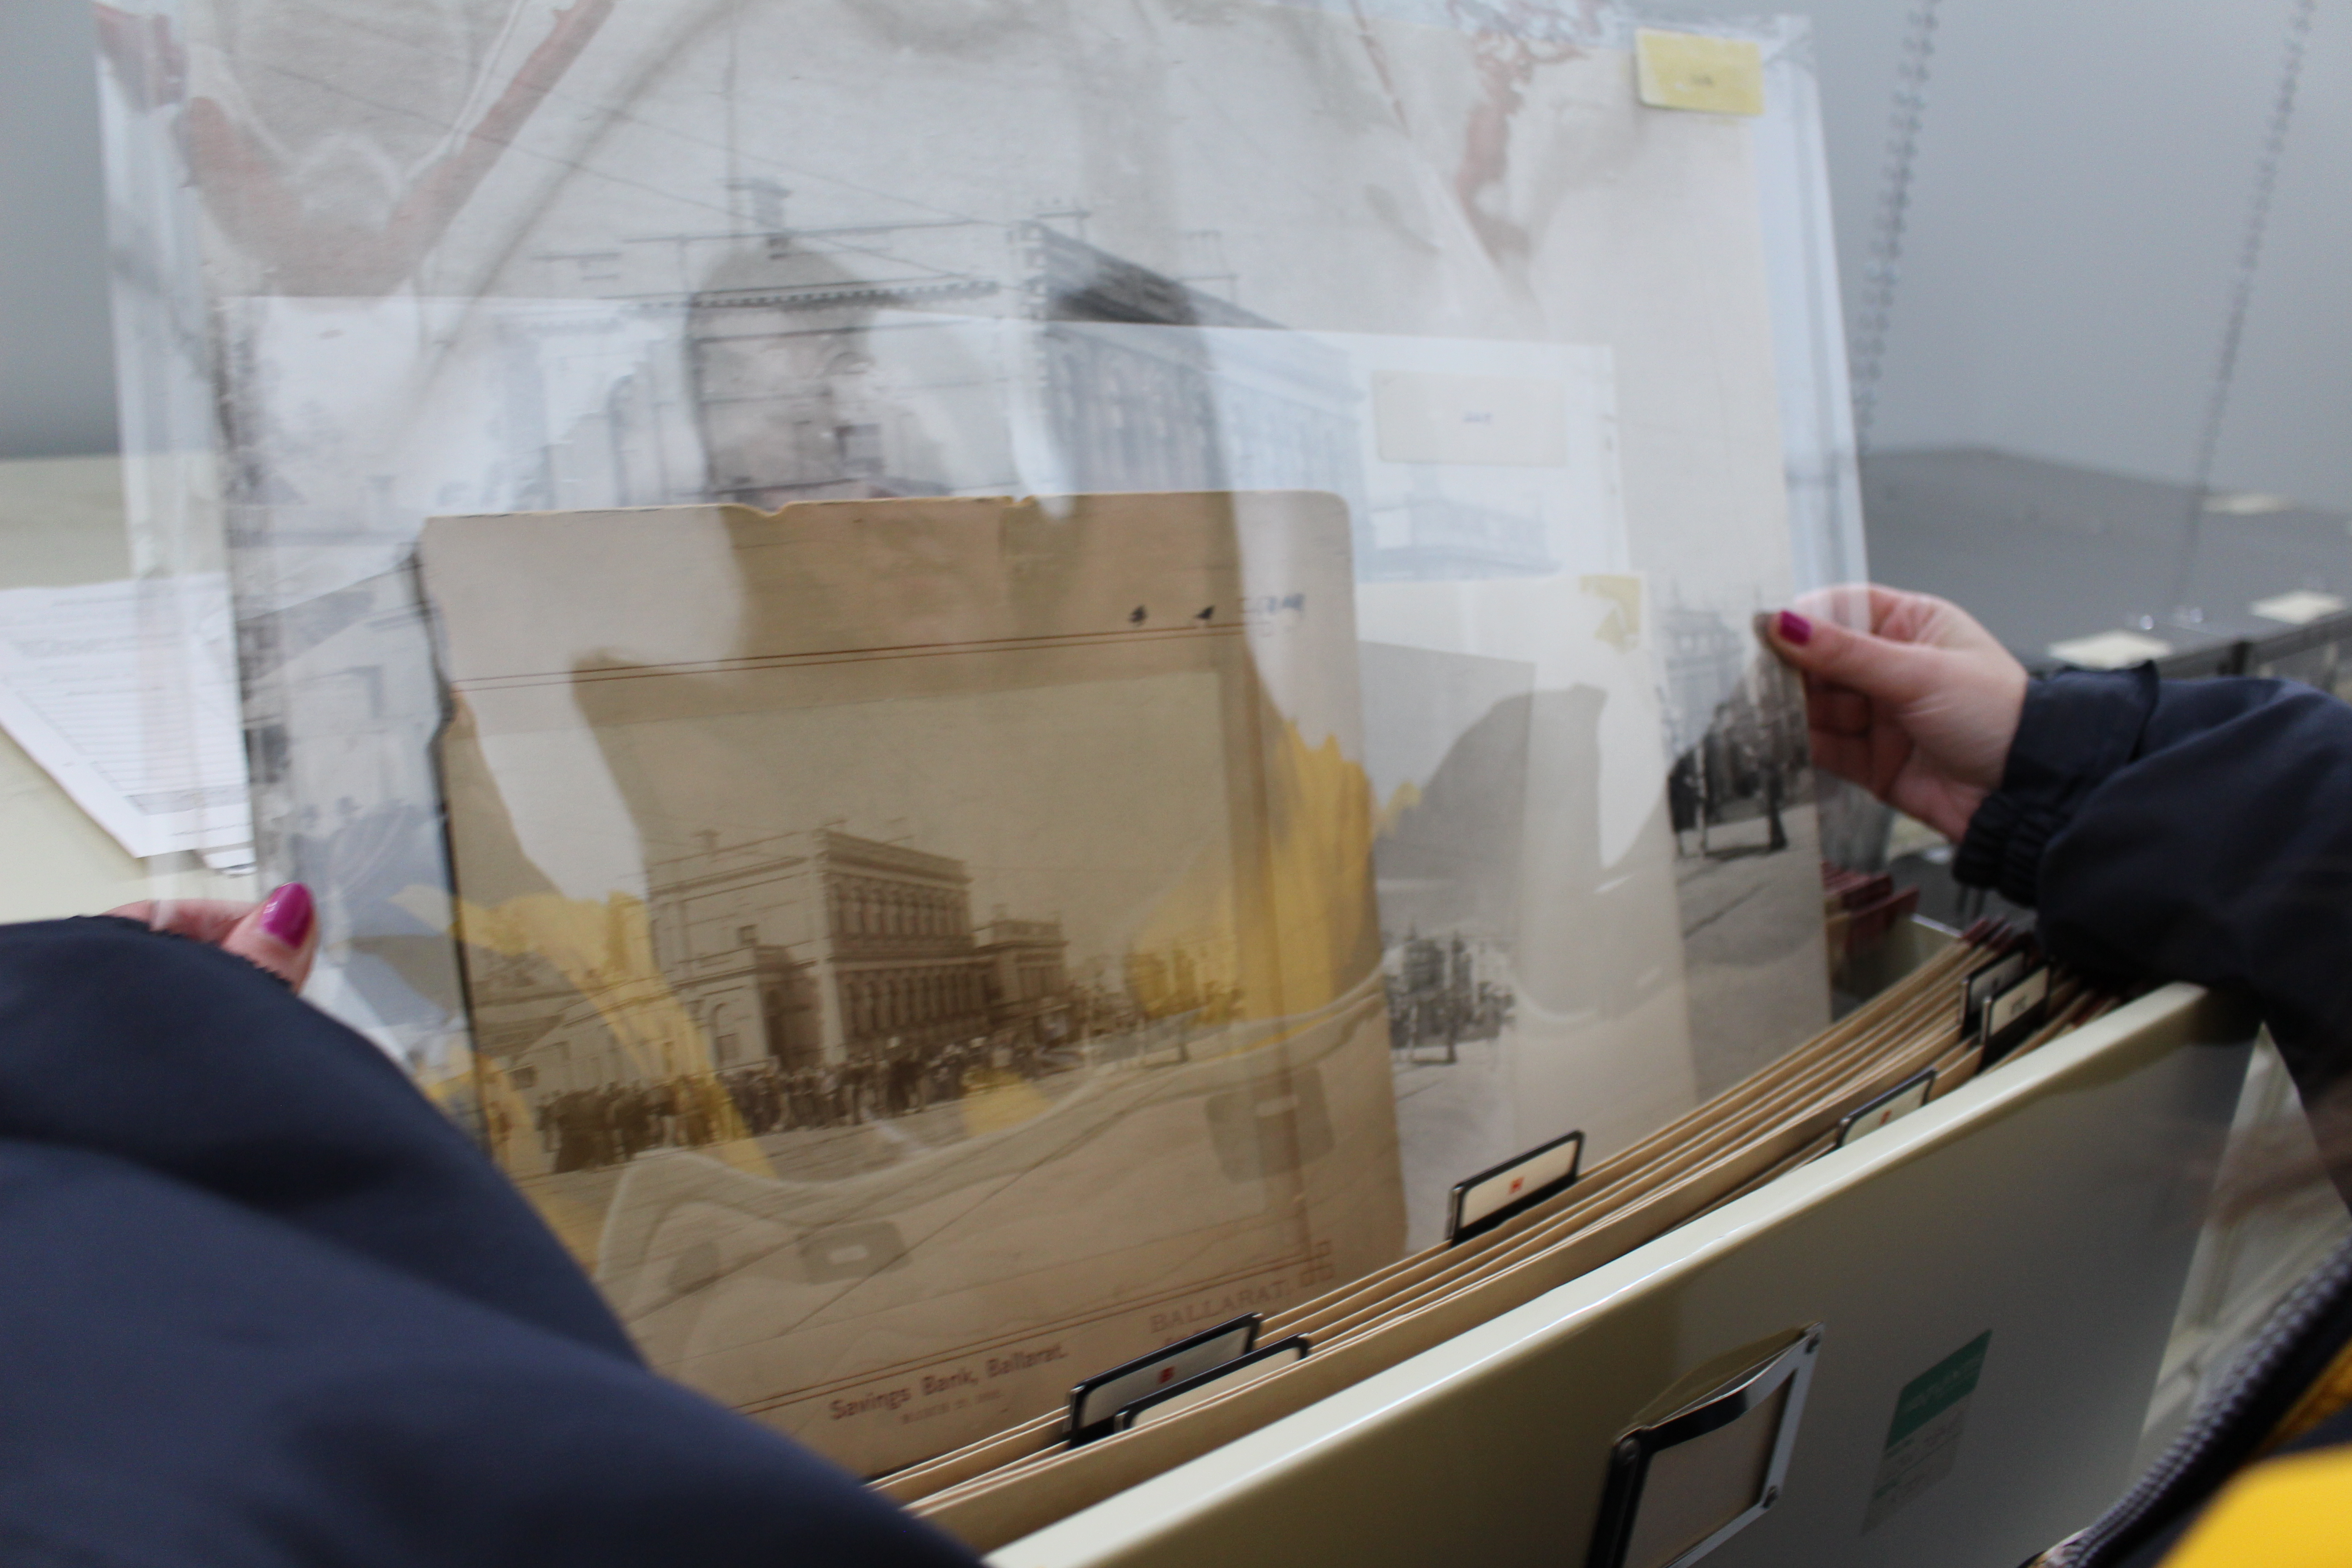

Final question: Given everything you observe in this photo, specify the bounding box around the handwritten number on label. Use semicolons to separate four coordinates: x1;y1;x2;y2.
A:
1195;606;1214;623
1129;606;1147;625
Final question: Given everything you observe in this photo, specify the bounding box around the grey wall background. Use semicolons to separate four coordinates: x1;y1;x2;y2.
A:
0;0;118;459
1;0;2345;505
1657;0;2352;510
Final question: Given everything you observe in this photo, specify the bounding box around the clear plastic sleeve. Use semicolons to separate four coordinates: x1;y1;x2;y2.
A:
98;0;1868;1471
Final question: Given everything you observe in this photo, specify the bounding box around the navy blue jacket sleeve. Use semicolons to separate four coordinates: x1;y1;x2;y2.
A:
1954;668;2352;1097
0;916;979;1568
0;915;634;1360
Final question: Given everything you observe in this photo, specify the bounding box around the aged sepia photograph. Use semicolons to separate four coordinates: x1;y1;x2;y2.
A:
423;492;1404;1474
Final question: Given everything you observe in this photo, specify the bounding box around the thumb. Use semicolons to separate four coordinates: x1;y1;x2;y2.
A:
1761;608;1945;706
221;882;318;990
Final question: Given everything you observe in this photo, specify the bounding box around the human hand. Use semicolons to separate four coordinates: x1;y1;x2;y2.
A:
106;882;318;990
1759;587;2028;843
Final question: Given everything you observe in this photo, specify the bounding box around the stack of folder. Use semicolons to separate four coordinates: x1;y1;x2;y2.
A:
878;923;2121;1549
417;498;2111;1534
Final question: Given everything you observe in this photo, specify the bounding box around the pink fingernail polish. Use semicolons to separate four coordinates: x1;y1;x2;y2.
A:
259;882;314;947
1776;610;1814;645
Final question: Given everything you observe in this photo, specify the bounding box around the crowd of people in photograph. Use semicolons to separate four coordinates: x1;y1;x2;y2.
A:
529;1038;1063;1173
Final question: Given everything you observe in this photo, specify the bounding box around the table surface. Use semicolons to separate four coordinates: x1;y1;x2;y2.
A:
0;453;252;922
1861;447;2352;669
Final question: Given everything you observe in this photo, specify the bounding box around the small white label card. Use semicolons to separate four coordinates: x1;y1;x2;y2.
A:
1067;1314;1259;1442
1835;1069;1936;1150
1865;1333;1991;1531
1370;370;1572;467
1982;969;2051;1063
1960;951;2026;1038
1448;1128;1586;1244
1118;1336;1312;1431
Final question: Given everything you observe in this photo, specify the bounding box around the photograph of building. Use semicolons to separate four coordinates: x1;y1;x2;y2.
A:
499;207;1600;587
649;828;1022;1071
1385;931;1514;1065
523;214;1367;525
475;827;1102;1171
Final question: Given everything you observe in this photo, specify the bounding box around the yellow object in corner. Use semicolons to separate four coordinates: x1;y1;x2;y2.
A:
1635;28;1765;117
2162;1448;2352;1567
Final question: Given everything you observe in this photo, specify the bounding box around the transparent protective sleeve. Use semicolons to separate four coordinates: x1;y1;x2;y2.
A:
98;0;1867;1468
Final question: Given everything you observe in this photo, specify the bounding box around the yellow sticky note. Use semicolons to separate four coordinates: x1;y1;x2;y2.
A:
1635;29;1765;117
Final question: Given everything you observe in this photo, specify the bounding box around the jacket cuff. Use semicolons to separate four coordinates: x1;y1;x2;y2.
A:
1953;664;2160;906
1950;789;2060;906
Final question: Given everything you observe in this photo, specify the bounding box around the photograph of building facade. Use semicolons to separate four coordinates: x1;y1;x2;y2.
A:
531;215;1366;524
506;212;1597;584
487;828;1072;1113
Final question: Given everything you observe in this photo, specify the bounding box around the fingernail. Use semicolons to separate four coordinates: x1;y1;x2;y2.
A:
1776;610;1814;646
259;882;315;947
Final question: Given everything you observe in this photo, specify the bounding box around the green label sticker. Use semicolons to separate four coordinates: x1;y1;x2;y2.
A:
1865;1332;1989;1532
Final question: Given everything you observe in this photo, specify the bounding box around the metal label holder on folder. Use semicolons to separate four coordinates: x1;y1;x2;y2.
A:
1587;1326;1824;1568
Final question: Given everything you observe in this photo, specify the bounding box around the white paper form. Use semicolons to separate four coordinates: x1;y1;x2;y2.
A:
0;575;251;862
